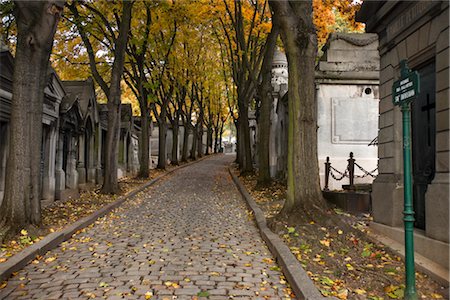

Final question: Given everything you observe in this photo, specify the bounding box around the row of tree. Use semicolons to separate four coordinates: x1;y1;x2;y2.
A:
0;0;362;240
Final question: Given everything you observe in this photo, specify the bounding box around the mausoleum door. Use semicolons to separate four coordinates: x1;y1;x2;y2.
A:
411;61;436;230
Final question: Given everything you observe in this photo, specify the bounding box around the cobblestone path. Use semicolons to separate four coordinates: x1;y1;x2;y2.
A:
1;155;293;300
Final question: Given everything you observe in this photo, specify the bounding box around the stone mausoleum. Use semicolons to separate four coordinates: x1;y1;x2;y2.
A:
0;44;142;207
358;0;449;277
316;33;380;190
255;34;380;190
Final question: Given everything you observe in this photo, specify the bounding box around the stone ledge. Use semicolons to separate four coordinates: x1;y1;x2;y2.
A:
369;222;450;287
228;168;333;300
0;155;212;283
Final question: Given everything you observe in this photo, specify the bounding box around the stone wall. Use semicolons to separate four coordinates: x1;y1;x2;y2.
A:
358;1;449;269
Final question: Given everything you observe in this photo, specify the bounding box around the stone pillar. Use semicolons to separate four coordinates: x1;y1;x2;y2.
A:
77;133;86;184
41;125;57;202
269;95;278;177
55;130;65;200
66;135;79;189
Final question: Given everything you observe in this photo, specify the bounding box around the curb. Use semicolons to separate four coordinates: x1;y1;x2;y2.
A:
0;155;212;282
228;168;333;300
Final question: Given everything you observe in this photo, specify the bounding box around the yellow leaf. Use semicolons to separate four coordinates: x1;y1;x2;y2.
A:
145;291;153;299
431;293;443;299
346;264;354;271
320;239;330;247
263;258;274;264
20;229;28;236
0;258;6;263
338;230;343;235
244;263;252;267
354;288;366;295
184;278;191;282
337;288;348;300
45;257;56;263
164;281;173;287
0;282;7;289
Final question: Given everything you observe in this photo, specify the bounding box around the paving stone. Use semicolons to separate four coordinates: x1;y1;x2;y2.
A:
1;156;291;299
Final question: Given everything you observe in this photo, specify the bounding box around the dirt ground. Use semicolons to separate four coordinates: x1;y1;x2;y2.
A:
238;172;447;300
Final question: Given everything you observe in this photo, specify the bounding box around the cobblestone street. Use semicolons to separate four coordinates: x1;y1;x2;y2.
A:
1;155;292;300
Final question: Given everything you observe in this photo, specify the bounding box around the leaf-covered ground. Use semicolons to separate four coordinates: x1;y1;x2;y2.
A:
0;168;168;265
238;172;447;300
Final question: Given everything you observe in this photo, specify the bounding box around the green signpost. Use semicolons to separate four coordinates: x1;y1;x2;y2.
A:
392;60;420;300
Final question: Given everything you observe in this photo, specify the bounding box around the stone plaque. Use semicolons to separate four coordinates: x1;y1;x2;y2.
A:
331;97;378;144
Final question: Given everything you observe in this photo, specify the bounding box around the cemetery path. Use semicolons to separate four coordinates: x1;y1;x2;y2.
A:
1;154;292;299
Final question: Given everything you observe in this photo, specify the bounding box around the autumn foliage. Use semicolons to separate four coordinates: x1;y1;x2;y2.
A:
313;0;364;48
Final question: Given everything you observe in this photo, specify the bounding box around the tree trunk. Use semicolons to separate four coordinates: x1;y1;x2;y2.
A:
138;104;150;178
206;126;213;155
257;18;279;185
270;0;326;213
181;123;190;162
219;123;224;152
196;124;203;158
190;126;198;160
0;1;64;240
101;1;132;194
234;119;241;164
214;126;219;153
238;99;253;174
157;120;167;169
171;121;179;165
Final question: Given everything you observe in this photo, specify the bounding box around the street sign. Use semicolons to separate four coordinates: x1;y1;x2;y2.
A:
393;59;420;300
392;61;420;106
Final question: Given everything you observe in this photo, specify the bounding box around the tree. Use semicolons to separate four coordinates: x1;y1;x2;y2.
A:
0;1;64;241
123;1;153;178
256;14;279;186
313;0;364;49
269;0;326;215
216;0;271;174
67;0;133;194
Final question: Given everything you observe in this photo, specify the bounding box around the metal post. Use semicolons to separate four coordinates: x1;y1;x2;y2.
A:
324;157;330;191
347;152;355;190
401;103;417;300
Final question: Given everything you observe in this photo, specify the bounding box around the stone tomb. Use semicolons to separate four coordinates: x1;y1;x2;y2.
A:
0;48;66;205
57;85;83;201
63;78;102;188
316;33;380;190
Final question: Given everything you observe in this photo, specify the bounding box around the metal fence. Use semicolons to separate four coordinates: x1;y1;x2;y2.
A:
324;152;378;191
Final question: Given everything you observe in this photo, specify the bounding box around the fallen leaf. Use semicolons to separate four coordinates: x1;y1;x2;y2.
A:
431;293;443;299
45;257;56;263
320;239;331;247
